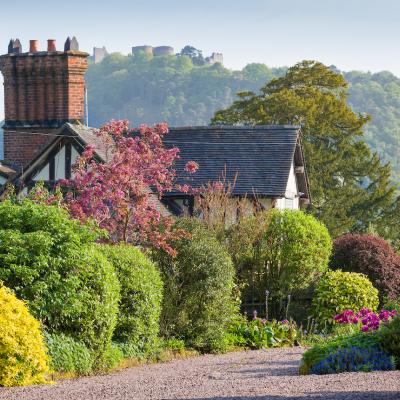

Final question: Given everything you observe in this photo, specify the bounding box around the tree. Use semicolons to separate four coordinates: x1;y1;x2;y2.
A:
179;45;205;65
63;120;198;255
212;61;397;236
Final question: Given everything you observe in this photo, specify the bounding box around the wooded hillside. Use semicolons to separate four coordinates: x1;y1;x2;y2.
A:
85;53;399;184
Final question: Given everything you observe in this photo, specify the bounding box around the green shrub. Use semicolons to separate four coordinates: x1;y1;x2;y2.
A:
163;338;186;352
152;218;238;353
300;331;381;374
0;200;120;364
0;285;50;386
309;345;395;374
383;297;400;312
100;244;163;356
379;315;400;366
227;209;331;319
312;269;379;327
45;333;93;375
99;343;124;370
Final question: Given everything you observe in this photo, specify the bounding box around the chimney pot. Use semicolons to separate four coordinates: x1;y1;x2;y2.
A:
47;39;56;52
29;40;39;53
8;39;14;54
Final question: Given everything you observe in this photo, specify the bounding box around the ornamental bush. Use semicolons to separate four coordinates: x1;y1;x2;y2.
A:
331;233;400;302
312;270;379;326
0;200;120;364
152;218;238;352
227;209;331;319
45;333;94;375
100;244;163;356
0;285;50;386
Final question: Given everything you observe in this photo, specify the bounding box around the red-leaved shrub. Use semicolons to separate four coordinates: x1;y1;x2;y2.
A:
331;234;400;302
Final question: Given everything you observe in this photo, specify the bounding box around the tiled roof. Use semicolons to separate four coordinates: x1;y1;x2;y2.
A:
64;123;110;162
163;125;301;197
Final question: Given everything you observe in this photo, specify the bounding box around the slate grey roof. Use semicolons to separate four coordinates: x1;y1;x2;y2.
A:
64;123;110;161
163;125;302;197
5;123;309;206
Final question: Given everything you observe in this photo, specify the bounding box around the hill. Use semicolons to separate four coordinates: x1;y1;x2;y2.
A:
82;54;400;184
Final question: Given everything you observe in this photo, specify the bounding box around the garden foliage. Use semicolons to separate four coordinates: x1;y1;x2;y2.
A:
0;285;50;386
212;60;396;237
152;218;238;352
45;333;93;375
101;244;163;356
309;345;395;374
63;120;197;255
227;209;331;319
379;316;400;365
331;233;400;302
0;199;120;364
334;308;397;332
312;270;379;326
229;317;298;349
300;331;382;374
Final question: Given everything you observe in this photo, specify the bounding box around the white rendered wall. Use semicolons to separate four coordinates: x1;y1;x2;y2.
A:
276;163;299;210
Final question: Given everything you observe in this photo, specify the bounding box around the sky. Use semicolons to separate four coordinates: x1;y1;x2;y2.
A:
0;0;399;119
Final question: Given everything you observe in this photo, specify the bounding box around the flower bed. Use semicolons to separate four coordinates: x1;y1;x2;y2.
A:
334;308;397;332
300;308;399;375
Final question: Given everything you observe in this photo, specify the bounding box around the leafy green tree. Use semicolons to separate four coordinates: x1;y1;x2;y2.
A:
179;45;205;66
86;53;283;128
212;61;396;236
227;209;332;320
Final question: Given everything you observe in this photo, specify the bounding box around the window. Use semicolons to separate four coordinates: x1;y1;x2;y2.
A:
284;198;294;209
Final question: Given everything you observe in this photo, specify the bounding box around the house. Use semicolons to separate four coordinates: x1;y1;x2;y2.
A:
0;37;310;216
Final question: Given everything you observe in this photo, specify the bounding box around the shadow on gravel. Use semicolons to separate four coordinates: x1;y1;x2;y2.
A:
180;392;400;400
231;366;299;377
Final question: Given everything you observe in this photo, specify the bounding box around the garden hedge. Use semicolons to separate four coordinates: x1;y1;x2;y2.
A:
0;199;120;364
101;244;163;356
152;217;238;352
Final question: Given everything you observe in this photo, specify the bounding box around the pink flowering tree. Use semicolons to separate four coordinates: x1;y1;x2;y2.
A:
62;120;198;255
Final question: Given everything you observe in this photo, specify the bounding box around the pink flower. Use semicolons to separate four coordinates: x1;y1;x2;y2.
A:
185;161;199;174
62;119;193;255
361;325;369;332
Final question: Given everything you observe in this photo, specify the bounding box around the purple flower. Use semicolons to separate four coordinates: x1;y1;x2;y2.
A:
361;325;369;332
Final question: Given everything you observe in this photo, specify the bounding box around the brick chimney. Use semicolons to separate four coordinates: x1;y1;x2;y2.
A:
0;37;89;168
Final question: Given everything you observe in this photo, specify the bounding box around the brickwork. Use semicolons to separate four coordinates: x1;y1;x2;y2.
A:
0;39;88;167
3;129;54;169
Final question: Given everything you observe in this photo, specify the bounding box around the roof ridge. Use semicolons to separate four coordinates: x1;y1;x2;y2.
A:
169;125;301;131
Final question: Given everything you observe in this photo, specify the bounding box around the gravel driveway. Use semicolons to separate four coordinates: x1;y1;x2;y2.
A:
1;347;400;400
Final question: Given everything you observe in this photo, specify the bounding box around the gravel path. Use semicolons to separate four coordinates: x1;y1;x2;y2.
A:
1;348;400;400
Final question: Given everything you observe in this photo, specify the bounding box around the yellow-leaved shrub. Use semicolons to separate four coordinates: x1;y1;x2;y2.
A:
0;285;50;386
